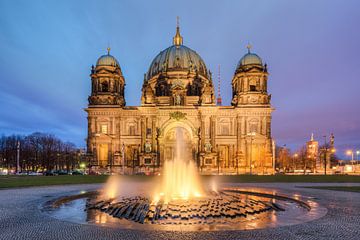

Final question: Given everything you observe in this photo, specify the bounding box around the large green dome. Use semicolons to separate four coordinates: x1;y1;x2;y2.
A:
147;45;208;80
146;24;208;80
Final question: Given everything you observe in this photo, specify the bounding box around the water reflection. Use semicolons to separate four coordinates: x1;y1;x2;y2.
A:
46;189;326;231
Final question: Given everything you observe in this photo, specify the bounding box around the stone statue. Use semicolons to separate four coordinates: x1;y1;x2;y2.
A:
145;142;152;153
175;94;181;105
231;95;238;106
205;143;212;152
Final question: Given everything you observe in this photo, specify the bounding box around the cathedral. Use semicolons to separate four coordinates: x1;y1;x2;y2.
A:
85;23;275;175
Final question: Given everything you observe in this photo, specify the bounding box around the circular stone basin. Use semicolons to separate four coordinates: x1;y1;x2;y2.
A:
43;188;327;231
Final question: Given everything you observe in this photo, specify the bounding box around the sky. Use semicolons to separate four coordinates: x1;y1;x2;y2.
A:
0;0;359;159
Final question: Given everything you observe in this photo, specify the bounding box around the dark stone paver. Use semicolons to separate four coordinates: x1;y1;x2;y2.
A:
0;182;360;240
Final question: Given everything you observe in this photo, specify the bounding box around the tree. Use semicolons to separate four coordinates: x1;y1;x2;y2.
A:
0;132;81;172
275;145;292;172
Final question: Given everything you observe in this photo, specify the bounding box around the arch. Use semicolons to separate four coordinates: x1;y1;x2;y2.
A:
159;119;197;140
158;119;199;164
249;118;259;133
101;81;109;92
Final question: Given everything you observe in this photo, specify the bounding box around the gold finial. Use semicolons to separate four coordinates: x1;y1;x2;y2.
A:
173;16;183;46
107;47;111;55
246;43;252;53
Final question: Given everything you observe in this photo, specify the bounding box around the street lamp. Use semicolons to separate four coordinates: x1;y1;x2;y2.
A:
121;143;125;175
356;150;360;161
16;141;20;174
322;136;328;175
94;133;101;167
346;150;354;163
293;153;298;172
247;132;256;175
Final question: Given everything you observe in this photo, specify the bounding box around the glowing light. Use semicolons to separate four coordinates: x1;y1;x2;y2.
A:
346;150;353;155
156;127;204;202
194;192;202;197
102;175;120;199
210;180;218;192
345;165;353;172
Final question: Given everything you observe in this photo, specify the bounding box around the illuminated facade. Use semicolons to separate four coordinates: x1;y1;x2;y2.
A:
306;133;319;171
85;23;275;175
306;133;335;173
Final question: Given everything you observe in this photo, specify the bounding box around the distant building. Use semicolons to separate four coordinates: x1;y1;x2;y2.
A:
306;133;318;171
316;133;335;173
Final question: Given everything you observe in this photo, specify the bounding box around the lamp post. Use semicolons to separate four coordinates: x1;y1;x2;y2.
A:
94;133;100;166
356;150;360;161
293;153;298;172
346;150;355;173
217;150;220;175
236;155;239;175
16;141;20;174
107;134;114;175
121;143;125;175
323;135;327;175
247;132;256;175
132;149;136;175
347;150;354;163
104;133;115;174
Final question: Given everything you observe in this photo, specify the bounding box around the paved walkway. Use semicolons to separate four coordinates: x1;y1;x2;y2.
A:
0;183;359;240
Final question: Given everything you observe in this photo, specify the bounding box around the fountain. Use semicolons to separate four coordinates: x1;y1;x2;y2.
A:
44;127;327;231
154;127;203;202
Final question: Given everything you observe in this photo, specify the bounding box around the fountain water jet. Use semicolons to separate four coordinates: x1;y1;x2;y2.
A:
155;127;203;202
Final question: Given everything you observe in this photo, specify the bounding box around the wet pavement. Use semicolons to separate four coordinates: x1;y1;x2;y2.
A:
0;182;360;239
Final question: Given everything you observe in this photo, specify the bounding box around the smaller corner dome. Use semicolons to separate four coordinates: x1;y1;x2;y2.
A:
96;48;119;67
236;45;263;70
238;52;262;66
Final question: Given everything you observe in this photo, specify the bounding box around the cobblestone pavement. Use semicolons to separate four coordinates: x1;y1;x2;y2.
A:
0;182;360;240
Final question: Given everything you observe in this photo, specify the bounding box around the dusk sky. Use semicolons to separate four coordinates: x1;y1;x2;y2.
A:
0;0;359;158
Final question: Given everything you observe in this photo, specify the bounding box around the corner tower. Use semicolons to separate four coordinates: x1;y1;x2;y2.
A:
232;45;274;174
231;45;270;107
88;48;126;107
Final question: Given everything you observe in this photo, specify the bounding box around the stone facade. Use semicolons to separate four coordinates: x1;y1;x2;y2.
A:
85;26;275;175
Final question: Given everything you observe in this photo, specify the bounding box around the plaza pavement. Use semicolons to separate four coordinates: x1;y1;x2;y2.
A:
0;182;360;240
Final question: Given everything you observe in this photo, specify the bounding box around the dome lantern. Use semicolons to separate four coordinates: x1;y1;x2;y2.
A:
173;16;183;46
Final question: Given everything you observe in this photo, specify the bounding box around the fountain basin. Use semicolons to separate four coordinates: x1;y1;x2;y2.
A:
43;187;327;231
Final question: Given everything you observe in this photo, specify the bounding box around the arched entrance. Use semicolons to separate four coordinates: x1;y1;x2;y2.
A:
158;120;199;167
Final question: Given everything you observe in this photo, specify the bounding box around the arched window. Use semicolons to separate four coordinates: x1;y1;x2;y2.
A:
101;81;109;92
249;79;258;92
219;119;231;135
249;118;259;133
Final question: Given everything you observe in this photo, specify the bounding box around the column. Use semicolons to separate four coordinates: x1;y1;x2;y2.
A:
141;117;146;152
200;117;205;152
210;116;216;150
